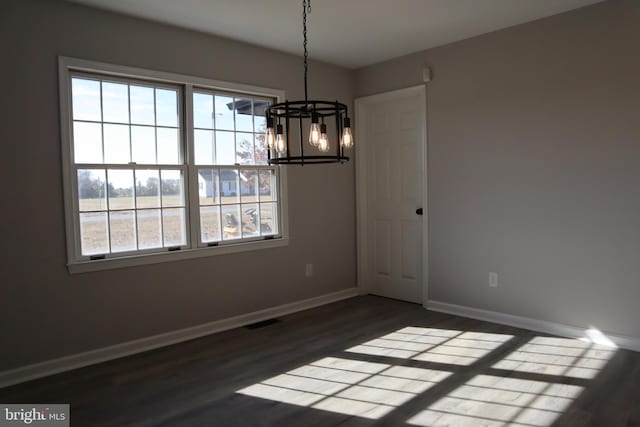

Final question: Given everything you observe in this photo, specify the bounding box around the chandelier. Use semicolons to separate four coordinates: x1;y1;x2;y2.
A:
265;0;353;165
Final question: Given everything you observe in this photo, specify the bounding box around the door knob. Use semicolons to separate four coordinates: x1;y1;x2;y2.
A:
416;208;423;215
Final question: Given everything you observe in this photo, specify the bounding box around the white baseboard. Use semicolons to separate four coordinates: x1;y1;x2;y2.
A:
0;288;358;389
426;300;640;353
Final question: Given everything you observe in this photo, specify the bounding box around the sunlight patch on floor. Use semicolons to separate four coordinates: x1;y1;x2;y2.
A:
407;374;584;427
347;327;514;365
412;331;514;366
345;327;459;359
492;336;616;379
237;328;617;423
582;328;617;347
237;357;452;419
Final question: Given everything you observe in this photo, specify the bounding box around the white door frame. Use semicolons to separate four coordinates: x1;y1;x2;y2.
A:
355;85;429;306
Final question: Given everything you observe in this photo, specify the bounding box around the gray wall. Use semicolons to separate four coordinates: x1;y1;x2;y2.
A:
357;0;640;339
2;0;638;373
0;0;355;371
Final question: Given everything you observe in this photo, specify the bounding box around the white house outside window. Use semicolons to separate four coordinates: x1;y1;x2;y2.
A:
59;57;288;273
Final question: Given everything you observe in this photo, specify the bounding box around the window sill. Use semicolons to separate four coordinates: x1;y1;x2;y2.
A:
67;237;288;274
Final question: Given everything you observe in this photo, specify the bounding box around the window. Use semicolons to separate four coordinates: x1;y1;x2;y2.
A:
192;90;279;244
60;58;287;273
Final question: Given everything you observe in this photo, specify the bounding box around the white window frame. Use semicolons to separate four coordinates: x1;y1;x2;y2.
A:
59;57;289;274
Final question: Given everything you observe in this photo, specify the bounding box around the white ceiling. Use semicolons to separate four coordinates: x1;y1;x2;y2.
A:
65;0;604;69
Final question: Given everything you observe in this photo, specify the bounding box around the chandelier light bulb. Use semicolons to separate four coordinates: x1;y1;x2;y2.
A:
275;124;286;154
318;123;330;152
341;117;353;149
265;119;276;149
276;134;286;154
341;128;353;148
318;134;330;152
309;113;320;147
309;124;320;146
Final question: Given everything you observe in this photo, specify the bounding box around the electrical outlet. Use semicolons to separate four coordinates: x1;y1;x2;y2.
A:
489;272;498;288
305;263;313;277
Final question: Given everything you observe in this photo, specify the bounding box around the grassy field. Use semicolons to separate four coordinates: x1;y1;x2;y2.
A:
79;197;277;255
79;194;275;211
79;195;183;211
80;208;185;254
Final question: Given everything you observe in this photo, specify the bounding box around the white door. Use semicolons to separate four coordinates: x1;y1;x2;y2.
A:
356;86;427;304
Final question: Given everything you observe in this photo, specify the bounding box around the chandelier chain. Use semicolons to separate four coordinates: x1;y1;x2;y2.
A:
303;0;311;103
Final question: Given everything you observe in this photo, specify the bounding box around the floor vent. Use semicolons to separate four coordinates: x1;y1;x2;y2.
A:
245;318;281;330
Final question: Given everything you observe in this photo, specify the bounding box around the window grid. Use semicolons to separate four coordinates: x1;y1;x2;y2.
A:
66;66;283;263
192;90;270;166
71;72;187;257
76;166;188;256
192;89;276;246
197;167;278;244
100;85;111;248
127;85;132;162
72;73;182;165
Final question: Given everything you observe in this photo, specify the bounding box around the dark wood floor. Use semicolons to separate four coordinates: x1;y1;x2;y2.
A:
2;296;639;426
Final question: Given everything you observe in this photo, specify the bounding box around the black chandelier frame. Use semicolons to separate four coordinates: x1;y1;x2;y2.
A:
266;100;350;165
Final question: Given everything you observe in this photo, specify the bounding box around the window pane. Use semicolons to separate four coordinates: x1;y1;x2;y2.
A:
214;95;234;130
193;93;213;129
200;206;221;243
221;204;241;240
215;131;235;165
80;212;109;255
241;204;260;238
137;208;162;249
260;203;278;236
259;169;277;202
108;169;134;210
163;208;186;246
110;210;137;252
220;169;239;204
155;88;178;127
78;169;107;211
198;169;219;205
157;127;180;164
161;169;184;207
254;100;268;133
103;124;130;163
72;78;101;122
102;82;129;123
235;97;253;132
254;133;268;165
194;129;214;165
131;126;156;164
130;85;155;125
74;122;103;164
236;132;254;164
135;169;160;208
240;169;258;203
